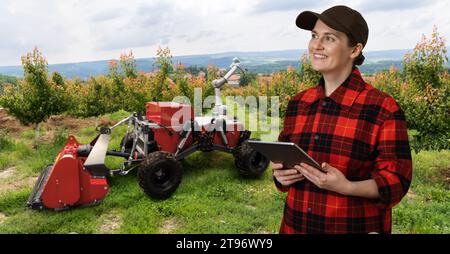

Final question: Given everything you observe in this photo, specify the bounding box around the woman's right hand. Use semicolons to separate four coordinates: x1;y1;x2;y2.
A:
272;163;305;186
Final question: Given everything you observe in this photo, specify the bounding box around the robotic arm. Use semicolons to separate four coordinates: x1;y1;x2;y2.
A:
212;58;244;88
212;58;245;117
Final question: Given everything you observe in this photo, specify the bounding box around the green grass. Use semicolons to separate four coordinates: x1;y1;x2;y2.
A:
0;110;284;234
0;111;448;234
392;150;450;233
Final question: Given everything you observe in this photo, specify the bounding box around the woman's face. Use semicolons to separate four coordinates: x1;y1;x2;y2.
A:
308;19;355;75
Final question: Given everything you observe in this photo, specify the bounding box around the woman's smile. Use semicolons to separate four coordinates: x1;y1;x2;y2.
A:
312;53;328;60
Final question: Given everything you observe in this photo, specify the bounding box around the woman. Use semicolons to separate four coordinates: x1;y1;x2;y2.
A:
273;5;412;234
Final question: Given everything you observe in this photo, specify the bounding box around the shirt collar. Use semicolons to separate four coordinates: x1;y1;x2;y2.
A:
302;67;365;108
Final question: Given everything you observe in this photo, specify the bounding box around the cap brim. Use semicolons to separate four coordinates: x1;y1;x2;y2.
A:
295;11;319;30
296;11;351;35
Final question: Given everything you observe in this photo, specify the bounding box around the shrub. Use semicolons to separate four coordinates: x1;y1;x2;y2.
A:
402;27;449;151
299;53;321;88
403;26;448;90
372;26;450;151
123;74;153;113
0;48;66;147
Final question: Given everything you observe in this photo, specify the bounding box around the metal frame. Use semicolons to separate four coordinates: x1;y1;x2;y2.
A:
98;58;248;176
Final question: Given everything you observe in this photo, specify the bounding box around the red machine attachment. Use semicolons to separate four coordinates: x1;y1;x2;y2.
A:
27;129;111;210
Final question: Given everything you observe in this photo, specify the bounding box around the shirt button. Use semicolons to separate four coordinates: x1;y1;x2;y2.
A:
314;134;319;140
322;101;327;107
307;207;312;213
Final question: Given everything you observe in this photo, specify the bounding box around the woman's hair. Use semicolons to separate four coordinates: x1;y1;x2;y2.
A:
346;34;365;66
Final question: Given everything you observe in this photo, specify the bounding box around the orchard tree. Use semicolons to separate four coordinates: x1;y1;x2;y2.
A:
120;50;138;79
79;76;114;129
108;59;124;112
239;71;257;86
173;63;192;101
401;26;450;150
300;53;321;88
153;46;173;101
403;25;448;89
50;71;70;115
0;47;64;147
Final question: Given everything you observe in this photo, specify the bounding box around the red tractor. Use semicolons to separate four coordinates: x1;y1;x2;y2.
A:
27;58;270;210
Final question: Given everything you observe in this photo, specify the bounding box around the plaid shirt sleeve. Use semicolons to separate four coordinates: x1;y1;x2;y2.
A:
275;68;414;233
370;98;413;210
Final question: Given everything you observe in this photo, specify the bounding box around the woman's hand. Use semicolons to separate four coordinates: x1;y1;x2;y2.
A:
272;163;305;186
296;162;351;195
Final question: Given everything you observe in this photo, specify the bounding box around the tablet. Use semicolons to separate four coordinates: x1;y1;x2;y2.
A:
247;140;323;171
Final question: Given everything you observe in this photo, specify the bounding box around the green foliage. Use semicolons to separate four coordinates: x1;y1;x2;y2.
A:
107;60;124;112
223;54;321;118
206;64;219;83
119;51;138;79
372;27;450;151
1;48;57;125
172;63;215;114
50;71;70;115
64;78;85;116
185;65;207;76
105;51;138;112
392;150;450;233
0;74;18;96
403;26;448;90
0;130;13;151
371;66;403;99
122;75;152;113
0;112;448;233
299;53;321;87
405;81;449;151
267;68;302;117
239;71;257;86
82;76;115;118
0;74;17;85
152;47;173;101
0;48;67;146
51;71;64;87
173;64;192;101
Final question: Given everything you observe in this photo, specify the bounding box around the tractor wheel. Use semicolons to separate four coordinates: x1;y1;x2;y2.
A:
138;151;182;199
120;132;135;153
233;140;269;178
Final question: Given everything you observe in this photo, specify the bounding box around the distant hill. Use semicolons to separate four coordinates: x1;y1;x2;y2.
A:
0;48;448;79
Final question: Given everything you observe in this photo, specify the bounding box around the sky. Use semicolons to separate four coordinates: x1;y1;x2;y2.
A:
0;0;449;66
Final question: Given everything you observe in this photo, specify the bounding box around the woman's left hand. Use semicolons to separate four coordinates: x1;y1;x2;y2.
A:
296;162;351;195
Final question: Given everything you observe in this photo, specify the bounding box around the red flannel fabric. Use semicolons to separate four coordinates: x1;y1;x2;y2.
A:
276;67;412;234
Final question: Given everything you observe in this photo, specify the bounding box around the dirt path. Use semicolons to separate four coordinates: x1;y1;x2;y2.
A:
0;167;38;194
98;212;122;233
0;212;7;225
159;218;179;234
0;167;15;179
0;108;104;140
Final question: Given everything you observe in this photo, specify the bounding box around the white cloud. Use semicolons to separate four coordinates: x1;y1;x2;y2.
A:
0;0;449;66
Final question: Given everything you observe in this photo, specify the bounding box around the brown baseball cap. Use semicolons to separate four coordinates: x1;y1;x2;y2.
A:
296;5;369;47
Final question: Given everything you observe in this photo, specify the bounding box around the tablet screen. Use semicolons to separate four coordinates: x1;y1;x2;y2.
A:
247;140;323;171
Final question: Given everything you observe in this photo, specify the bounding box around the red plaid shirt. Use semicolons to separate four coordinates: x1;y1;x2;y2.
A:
276;68;412;234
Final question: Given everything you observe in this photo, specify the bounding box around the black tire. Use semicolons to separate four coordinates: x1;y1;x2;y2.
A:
120;132;135;153
233;140;269;178
138;151;182;199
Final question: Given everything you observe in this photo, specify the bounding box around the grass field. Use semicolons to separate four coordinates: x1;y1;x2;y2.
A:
0;110;448;233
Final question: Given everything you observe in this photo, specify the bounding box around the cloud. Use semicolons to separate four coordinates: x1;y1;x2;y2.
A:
90;1;230;51
355;0;434;13
89;7;125;22
0;1;74;54
0;0;448;66
249;0;332;14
